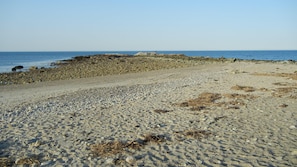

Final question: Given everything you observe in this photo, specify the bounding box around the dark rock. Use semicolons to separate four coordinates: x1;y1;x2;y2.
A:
15;65;24;69
12;65;24;72
229;58;237;62
73;56;90;61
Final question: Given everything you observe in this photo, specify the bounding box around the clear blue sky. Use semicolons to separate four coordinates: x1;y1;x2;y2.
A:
1;0;296;51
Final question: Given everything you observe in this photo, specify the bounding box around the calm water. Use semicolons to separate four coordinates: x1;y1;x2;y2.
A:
0;50;296;73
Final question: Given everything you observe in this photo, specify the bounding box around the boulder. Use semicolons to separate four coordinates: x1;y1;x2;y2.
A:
11;65;24;72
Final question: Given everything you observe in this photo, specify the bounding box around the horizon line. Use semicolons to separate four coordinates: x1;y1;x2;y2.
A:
1;49;297;52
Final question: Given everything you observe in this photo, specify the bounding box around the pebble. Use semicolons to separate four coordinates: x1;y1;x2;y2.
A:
56;165;64;167
105;158;114;164
125;156;136;164
62;157;69;163
138;134;146;141
289;125;296;129
32;140;41;147
291;150;297;155
40;160;53;166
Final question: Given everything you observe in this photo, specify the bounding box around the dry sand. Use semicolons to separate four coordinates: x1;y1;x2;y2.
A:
1;60;297;166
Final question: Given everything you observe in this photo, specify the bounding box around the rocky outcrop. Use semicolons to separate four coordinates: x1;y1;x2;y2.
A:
0;54;232;85
134;52;157;56
134;52;187;58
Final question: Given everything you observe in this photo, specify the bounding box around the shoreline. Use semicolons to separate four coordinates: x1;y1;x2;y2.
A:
1;53;296;85
0;54;226;85
1;51;296;74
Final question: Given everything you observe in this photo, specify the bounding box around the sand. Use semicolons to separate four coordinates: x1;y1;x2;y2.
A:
1;60;297;166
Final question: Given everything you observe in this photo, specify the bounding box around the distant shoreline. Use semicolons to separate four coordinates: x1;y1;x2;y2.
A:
1;50;297;73
1;53;296;85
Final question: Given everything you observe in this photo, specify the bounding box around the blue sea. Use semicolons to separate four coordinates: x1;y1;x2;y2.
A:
0;50;296;73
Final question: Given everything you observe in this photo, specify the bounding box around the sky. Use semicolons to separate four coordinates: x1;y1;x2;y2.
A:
0;0;297;51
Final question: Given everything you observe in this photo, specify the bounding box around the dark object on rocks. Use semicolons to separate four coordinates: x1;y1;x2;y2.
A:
279;104;288;108
12;65;24;72
73;56;90;61
15;65;24;69
154;109;172;114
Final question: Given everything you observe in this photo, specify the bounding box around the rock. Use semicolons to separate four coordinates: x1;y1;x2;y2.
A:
105;158;114;164
291;150;297;155
62;157;69;163
125;156;136;164
231;70;240;74
15;65;24;69
229;58;237;62
137;134;146;141
32;140;41;147
12;65;24;72
29;66;38;71
289;125;296;129
40;160;53;166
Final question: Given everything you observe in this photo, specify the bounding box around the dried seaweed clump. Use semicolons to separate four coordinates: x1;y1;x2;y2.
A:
90;141;133;157
223;93;258;100
253;72;297;80
0;157;13;167
273;82;297;86
90;134;166;157
141;133;167;143
231;85;256;92
279;104;288;108
179;92;256;111
272;87;297;98
180;92;221;109
184;130;211;139
15;157;40;165
154;109;172;114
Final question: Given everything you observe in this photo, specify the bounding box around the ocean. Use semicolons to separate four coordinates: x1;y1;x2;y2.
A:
0;50;296;73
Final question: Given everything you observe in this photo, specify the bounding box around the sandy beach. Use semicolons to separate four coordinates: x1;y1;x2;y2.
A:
1;56;297;166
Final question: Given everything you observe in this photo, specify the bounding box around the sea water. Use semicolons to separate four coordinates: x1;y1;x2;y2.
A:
0;50;296;73
0;51;115;73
